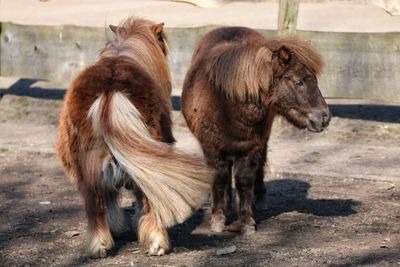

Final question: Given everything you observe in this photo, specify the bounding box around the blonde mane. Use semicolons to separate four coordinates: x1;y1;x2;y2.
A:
100;18;171;98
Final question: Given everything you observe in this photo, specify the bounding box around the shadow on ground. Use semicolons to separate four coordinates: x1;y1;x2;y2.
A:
257;179;360;218
168;178;360;251
0;78;66;100
329;103;400;123
2;79;400;123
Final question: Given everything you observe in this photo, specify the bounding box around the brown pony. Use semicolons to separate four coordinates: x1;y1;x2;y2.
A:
56;18;213;257
182;27;330;235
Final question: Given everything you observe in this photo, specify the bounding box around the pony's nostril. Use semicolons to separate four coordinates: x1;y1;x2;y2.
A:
310;119;317;129
322;113;331;126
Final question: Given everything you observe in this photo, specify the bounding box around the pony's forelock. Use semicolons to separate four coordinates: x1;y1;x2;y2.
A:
272;36;325;77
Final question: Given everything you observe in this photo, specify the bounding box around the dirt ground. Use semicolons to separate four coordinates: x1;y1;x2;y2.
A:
1;79;400;266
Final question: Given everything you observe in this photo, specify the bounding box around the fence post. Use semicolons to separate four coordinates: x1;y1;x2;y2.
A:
278;0;300;35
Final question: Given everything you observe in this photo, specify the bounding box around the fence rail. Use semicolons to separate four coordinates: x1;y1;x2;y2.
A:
1;22;400;102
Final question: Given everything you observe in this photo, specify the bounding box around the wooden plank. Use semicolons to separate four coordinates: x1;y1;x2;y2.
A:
1;23;400;102
0;23;107;84
278;0;300;35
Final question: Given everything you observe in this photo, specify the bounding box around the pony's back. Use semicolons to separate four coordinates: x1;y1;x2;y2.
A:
191;26;264;62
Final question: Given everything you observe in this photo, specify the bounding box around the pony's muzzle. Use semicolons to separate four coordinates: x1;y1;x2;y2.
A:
307;108;331;133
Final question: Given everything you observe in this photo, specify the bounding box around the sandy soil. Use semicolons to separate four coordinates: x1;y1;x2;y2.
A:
1;0;400;32
0;77;400;266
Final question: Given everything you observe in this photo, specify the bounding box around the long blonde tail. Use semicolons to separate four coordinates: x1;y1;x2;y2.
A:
88;92;213;228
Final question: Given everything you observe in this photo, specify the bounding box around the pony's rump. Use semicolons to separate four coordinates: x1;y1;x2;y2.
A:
88;91;213;227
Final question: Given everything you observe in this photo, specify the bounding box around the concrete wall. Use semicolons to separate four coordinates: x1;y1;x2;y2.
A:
1;23;400;102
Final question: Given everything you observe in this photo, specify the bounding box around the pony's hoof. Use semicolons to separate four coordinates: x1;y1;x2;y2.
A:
148;244;166;256
211;214;226;233
86;233;113;258
88;247;108;258
147;236;168;256
226;220;241;232
211;221;226;233
241;224;256;236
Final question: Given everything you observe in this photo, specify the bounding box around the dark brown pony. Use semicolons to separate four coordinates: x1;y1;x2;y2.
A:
56;18;213;257
182;27;330;235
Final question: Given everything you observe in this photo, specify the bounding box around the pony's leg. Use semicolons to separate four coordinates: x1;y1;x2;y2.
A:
129;183;168;256
254;146;267;202
223;161;233;215
102;162;129;237
254;110;274;203
137;196;169;256
125;178;141;231
230;151;261;235
210;159;232;232
80;182;114;258
77;148;115;258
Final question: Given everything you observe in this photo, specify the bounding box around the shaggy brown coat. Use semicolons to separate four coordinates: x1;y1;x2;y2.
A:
56;18;213;257
182;26;329;234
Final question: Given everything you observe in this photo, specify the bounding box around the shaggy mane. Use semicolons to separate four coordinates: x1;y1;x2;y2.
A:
100;17;171;98
205;41;273;101
205;35;324;102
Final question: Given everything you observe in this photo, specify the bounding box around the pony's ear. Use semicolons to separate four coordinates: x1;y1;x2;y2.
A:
109;24;119;34
109;25;127;36
152;22;168;55
152;22;165;36
277;45;292;66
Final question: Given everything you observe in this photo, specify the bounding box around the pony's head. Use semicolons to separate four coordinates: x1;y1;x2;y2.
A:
108;19;168;56
102;18;171;97
269;37;330;133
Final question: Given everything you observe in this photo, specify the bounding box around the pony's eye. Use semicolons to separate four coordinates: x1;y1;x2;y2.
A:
295;80;304;86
